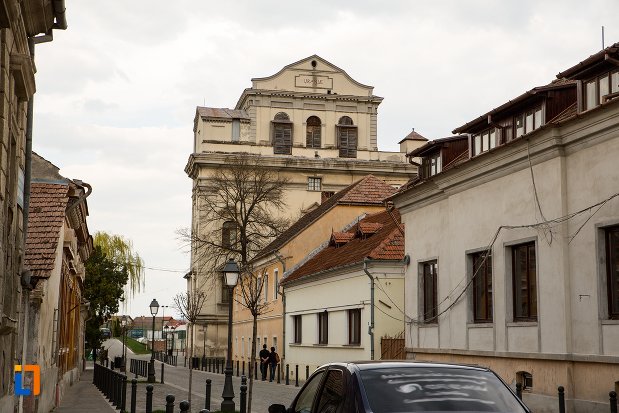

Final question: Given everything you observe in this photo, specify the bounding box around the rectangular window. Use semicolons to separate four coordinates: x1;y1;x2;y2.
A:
293;315;302;344
264;274;268;302
272;336;278;352
612;71;619;94
422;261;438;323
348;309;361;345
474;134;482;155
515;114;525;138
274;270;279;300
606;226;619;319
308;177;322;191
471;251;493;323
232;119;240;141
318;311;329;345
489;129;497;149
222;221;237;248
599;75;610;103
512;242;537;321
525;111;534;133
585;79;597;110
534;107;543;130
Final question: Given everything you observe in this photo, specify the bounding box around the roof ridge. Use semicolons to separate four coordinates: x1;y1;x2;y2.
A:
368;226;404;260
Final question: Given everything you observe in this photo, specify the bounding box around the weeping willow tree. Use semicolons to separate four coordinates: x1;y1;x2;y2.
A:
94;232;145;296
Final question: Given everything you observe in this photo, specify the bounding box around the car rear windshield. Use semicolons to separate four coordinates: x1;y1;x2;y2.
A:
359;366;526;413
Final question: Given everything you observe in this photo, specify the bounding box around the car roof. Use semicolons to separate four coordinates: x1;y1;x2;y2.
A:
321;360;490;372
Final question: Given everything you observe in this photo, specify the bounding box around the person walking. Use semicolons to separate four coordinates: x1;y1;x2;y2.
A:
268;346;279;382
259;344;270;381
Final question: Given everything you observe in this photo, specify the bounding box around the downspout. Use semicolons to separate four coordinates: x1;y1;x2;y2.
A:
363;255;410;361
362;259;375;360
274;252;286;362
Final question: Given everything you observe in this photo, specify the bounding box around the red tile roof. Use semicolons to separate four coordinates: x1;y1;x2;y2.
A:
281;209;404;285
25;183;69;278
331;232;354;245
398;129;428;144
253;175;397;261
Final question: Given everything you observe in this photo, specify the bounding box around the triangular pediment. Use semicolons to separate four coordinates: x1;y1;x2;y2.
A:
250;55;374;96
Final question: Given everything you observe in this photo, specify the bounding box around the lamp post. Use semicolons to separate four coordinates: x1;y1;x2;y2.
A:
121;315;127;372
170;325;176;356
147;298;159;383
164;325;169;356
220;258;240;413
161;305;169;354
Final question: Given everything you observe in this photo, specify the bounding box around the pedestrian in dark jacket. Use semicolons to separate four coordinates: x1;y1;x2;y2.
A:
268;347;279;382
259;344;270;380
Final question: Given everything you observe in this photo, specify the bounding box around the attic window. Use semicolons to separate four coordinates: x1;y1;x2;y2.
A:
358;222;383;238
472;128;497;156
330;232;354;247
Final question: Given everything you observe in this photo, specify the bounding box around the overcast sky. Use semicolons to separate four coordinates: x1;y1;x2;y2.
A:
31;1;618;318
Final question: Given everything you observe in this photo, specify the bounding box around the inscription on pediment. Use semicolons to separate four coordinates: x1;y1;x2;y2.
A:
295;74;333;89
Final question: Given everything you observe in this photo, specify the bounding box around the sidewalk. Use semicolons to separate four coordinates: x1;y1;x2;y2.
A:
53;368;114;412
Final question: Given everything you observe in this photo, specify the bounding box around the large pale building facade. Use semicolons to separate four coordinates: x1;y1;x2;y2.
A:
185;56;419;357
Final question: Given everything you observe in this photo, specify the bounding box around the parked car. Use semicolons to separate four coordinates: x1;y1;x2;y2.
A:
99;328;111;339
269;361;529;413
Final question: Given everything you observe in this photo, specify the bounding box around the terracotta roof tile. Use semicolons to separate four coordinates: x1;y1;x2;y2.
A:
398;129;428;144
331;232;355;245
281;209;404;284
25;183;69;278
254;175;397;261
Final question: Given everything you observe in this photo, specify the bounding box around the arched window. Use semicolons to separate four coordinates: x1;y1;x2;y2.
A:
272;112;292;154
306;116;321;148
337;116;357;158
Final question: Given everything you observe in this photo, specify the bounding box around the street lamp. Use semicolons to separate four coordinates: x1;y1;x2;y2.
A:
147;298;159;383
161;305;169;355
220;258;240;413
170;325;176;356
121;315;127;372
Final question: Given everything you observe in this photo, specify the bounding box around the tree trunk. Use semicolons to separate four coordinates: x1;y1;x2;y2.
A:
247;313;258;413
187;323;193;409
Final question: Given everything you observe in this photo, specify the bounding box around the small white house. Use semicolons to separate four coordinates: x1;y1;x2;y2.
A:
282;209;407;372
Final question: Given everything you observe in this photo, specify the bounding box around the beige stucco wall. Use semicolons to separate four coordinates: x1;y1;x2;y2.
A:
394;101;619;409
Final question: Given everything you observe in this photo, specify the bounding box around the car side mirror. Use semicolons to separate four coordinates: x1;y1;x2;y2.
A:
268;404;287;413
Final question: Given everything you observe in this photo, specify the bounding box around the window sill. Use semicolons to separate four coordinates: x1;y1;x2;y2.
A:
467;323;494;328
601;319;619;325
313;344;328;347
419;323;438;328
342;344;362;348
506;322;538;327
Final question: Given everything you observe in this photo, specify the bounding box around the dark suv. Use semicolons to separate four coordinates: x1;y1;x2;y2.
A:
270;361;529;413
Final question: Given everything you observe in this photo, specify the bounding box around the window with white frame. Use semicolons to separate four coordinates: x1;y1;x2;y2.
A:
512;242;537;321
264;273;269;302
293;315;302;343
318;311;328;345
421;261;438;323
348;309;361;345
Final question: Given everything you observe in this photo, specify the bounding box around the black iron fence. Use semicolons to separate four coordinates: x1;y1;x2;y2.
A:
129;358;149;378
154;351;178;366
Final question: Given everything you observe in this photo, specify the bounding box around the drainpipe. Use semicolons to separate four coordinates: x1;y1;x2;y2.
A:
363;255;411;361
274;252;286;362
362;259;375;360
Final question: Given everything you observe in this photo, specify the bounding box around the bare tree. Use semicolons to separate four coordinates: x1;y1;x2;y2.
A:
172;290;207;410
178;153;290;410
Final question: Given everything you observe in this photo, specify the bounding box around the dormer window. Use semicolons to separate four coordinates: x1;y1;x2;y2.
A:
472;128;497;156
584;70;619;111
515;106;543;138
421;152;442;178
